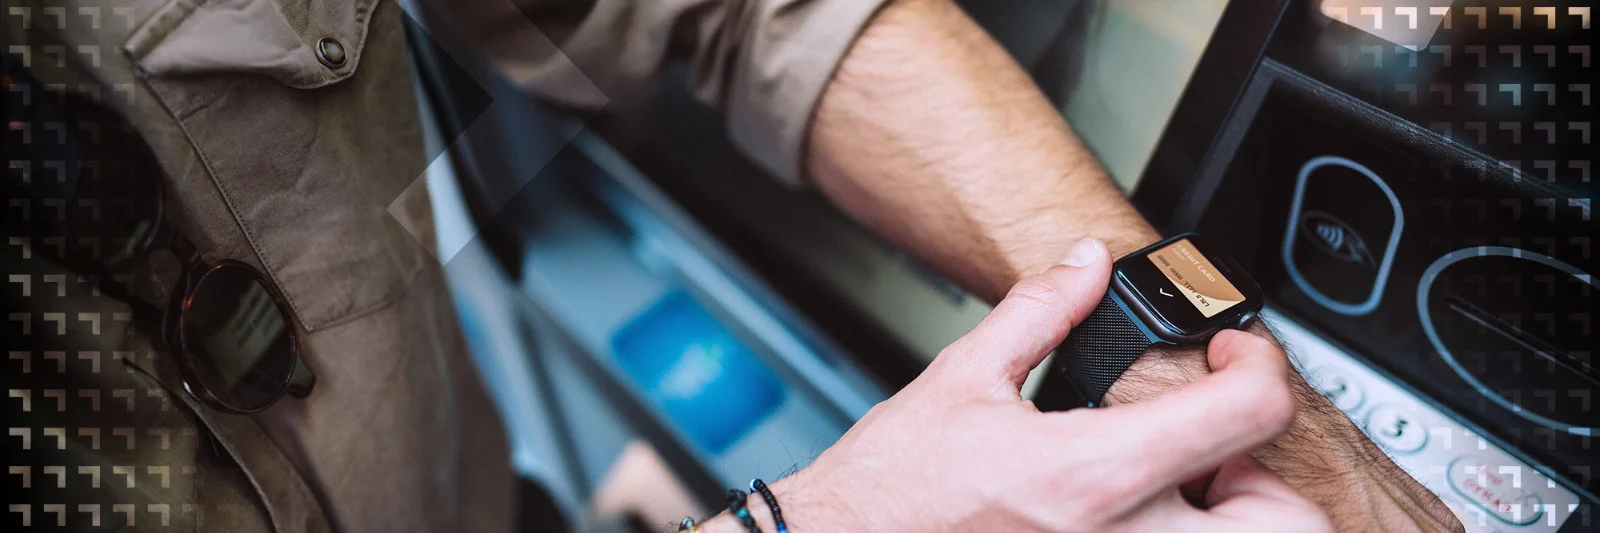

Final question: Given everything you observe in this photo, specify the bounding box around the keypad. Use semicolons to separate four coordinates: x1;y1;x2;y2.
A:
1271;309;1582;531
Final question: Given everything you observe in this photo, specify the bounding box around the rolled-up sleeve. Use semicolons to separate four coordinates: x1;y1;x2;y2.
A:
426;0;891;185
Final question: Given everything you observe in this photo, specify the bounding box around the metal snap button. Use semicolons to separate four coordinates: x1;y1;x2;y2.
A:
315;38;347;69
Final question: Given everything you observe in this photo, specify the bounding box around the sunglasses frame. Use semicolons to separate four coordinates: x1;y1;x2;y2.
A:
155;218;314;414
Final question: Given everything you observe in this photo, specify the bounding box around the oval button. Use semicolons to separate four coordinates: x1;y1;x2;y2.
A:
1363;404;1427;454
1309;368;1364;412
1447;456;1543;526
315;38;347;69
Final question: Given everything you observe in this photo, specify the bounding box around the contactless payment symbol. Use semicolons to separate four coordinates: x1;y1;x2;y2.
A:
1282;155;1404;316
1301;210;1376;269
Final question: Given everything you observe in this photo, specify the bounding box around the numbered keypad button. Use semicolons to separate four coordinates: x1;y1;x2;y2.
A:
1308;368;1365;412
1364;404;1428;454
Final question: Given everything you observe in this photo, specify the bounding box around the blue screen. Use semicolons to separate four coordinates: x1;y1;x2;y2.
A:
611;291;784;453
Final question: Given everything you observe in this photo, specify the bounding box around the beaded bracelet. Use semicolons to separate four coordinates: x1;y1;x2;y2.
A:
677;516;699;533
749;479;788;533
726;489;762;533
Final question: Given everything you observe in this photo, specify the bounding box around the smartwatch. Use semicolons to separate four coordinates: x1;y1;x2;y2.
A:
1054;233;1264;407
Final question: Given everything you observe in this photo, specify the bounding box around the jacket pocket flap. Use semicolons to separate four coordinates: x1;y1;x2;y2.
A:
125;0;377;89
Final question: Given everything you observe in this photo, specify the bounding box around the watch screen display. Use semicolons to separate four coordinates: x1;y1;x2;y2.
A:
1145;238;1246;318
1115;233;1261;337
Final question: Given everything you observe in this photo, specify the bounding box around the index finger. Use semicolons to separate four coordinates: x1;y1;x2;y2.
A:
1069;330;1297;497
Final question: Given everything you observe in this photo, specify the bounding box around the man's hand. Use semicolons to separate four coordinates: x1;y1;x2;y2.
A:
703;241;1331;532
802;0;1462;530
1106;335;1467;532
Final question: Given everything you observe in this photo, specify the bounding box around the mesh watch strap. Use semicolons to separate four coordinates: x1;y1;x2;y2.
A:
1057;292;1156;407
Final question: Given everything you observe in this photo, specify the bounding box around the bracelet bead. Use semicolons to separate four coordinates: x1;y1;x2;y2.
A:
749;479;788;533
726;489;762;533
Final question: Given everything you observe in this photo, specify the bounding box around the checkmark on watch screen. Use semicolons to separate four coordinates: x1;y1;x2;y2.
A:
1147;238;1246;318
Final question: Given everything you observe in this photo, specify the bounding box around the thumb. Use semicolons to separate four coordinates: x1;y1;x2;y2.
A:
935;238;1113;395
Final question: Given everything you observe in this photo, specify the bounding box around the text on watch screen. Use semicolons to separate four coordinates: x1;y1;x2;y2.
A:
1146;238;1245;318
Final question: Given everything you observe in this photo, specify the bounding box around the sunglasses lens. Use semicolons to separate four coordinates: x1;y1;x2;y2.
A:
180;264;298;412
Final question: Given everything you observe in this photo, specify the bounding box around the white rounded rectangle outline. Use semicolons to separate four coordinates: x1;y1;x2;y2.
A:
1281;155;1405;316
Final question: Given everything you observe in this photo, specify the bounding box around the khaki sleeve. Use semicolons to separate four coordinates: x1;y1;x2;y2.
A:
425;0;890;185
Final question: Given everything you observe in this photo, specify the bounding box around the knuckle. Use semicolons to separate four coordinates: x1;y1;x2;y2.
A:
1214;329;1271;356
861;400;893;421
1052;499;1106;528
929;344;961;366
937;336;977;358
927;344;977;380
1242;333;1280;357
1004;274;1067;309
928;340;970;367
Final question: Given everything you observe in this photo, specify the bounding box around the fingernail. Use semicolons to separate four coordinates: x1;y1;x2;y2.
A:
1060;238;1105;267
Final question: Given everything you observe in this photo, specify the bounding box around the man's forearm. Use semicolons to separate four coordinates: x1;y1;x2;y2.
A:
804;0;1459;530
805;0;1157;302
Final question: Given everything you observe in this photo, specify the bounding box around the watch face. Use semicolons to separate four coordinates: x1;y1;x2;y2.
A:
1115;234;1263;339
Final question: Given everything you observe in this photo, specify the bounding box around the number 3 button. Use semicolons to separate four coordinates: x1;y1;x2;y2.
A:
1364;404;1428;454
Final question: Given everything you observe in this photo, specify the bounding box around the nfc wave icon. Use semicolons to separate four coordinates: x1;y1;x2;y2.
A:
1301;210;1377;269
1282;156;1404;316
